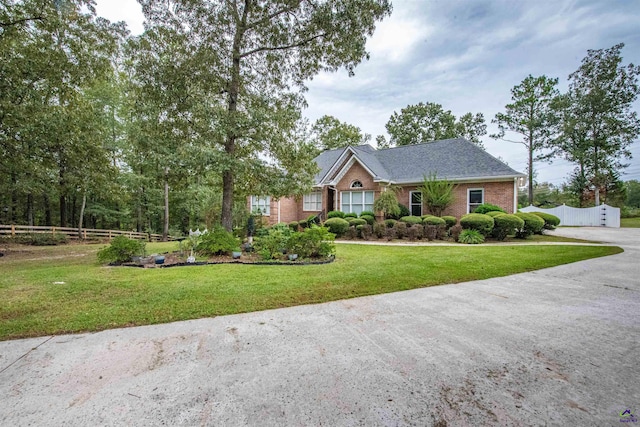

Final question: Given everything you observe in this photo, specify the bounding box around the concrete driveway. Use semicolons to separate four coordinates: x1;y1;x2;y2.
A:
1;227;638;426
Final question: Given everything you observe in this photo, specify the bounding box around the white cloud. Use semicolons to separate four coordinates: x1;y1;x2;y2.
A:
94;0;144;35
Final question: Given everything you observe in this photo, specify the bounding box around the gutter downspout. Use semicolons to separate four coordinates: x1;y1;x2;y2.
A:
513;178;518;213
329;186;338;211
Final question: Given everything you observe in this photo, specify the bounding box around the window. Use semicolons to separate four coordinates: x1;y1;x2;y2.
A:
351;180;363;188
251;196;270;215
341;191;374;215
468;189;484;213
410;191;422;216
303;192;322;211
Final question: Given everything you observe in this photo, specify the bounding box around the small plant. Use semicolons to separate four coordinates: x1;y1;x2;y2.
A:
97;236;146;264
327;210;346;219
198;227;241;256
458;229;485;244
323;217;350;237
449;224;463;242
385;226;397;241
357;224;372;240
424;224;438;241
399;215;423;225
473;203;506;214
373;222;386;239
345;226;358;240
288;221;299;231
394;221;407;239
530;211;561;229
406;224;422;241
491;214;525;241
460;213;494;236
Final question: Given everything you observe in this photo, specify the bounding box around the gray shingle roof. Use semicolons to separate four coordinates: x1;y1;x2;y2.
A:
314;138;524;185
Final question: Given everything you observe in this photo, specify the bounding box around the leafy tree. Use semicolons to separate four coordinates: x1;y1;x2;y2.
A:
385;102;486;147
418;173;456;217
311;115;370;151
555;43;640;206
375;134;390;149
491;75;560;206
626;180;640;208
373;187;400;218
139;0;392;231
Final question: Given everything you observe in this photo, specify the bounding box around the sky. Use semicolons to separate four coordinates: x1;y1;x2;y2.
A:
94;0;640;186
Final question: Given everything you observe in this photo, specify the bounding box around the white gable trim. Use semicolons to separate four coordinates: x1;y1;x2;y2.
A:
317;147;353;185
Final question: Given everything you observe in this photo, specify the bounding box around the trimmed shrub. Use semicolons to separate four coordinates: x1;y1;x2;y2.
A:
399;215;423;225
97;236;146;264
485;211;505;218
424;224;438;241
394;222;408;239
359;210;375;218
460;213;494;236
473;203;506;214
327;210;346;219
449;224;463;242
373;222;386;239
323;217;350;237
442;216;457;229
458;229;485;244
515;212;545;238
406;224;423;241
385;226;397;241
360;214;375;225
198;227;242;257
345;226;358;240
423;216;446;227
356;224;372;240
531;211;561;229
384;219;397;228
344;212;358;218
491;214;525;241
347;218;367;227
288;221;299;231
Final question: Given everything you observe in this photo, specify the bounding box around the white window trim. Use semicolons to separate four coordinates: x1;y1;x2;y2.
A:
340;190;374;214
409;191;422;216
303;192;322;212
467;188;484;214
251;196;271;216
350;180;363;188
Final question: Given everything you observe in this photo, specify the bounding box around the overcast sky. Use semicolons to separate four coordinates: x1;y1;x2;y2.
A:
95;0;640;186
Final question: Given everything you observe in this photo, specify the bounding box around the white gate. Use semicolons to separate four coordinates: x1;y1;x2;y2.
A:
520;204;620;228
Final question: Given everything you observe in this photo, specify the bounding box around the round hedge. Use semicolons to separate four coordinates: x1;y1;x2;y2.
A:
327;210;345;219
460;213;494;236
473;203;506;214
323;217;350;236
491;214;524;240
347;218;367;227
442;216;457;229
360;214;375;225
531;211;561;229
399;215;423;225
384;219;397;228
515;212;545;238
344;212;358;218
423;216;446;226
359;211;375;218
485;211;505;218
288;221;299;231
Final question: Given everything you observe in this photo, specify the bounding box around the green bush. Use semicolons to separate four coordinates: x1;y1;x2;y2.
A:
399;215;423;225
424;224;437;241
97;236;146;264
360;214;375;225
373;222;386;239
442;216;457;229
286;226;336;259
384;219;397;228
359;210;375;218
327;210;346;219
253;226;292;260
306;214;320;226
449;224;462;242
531;211;561;229
345;226;358;239
491;214;525;241
344;212;358;218
288;221;299;231
12;233;69;246
406;224;423;241
458;229;485;244
198;227;241;256
485;211;505;218
460;213;494;236
390;203;411;220
515;212;545;238
473;203;506;214
423;216;446;227
323;217;350;237
347;218;367;227
394;222;408;239
356;224;372;240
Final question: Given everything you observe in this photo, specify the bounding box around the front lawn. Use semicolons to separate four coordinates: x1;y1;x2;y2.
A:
621;217;640;228
0;242;622;341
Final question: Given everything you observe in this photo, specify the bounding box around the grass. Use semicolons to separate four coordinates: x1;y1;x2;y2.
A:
621;217;640;228
0;241;622;341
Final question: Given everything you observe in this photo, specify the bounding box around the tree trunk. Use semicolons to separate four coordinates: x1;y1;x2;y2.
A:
78;191;86;239
43;193;51;226
26;193;34;226
163;167;169;241
59;194;67;227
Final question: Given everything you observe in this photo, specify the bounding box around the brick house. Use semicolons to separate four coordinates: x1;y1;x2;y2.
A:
249;138;525;225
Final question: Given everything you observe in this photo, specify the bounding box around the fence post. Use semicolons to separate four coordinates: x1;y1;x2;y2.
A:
11;224;15;237
52;226;56;236
83;229;87;239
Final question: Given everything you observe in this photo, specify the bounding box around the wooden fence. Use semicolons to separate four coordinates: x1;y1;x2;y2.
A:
0;224;173;241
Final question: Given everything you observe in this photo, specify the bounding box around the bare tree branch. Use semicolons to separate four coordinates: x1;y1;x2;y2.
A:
0;16;44;28
244;2;301;31
240;32;326;58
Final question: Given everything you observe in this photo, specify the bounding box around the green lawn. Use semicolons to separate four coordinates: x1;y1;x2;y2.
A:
621;217;640;228
0;241;622;341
